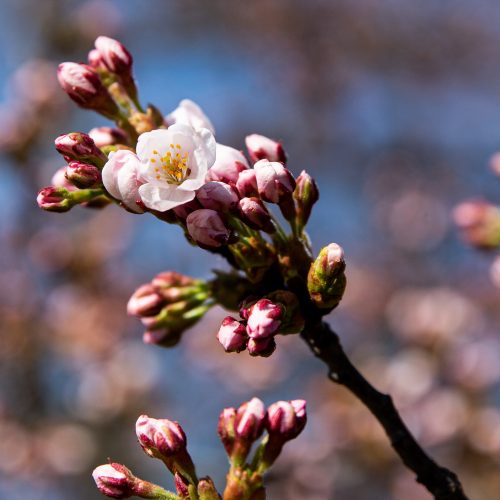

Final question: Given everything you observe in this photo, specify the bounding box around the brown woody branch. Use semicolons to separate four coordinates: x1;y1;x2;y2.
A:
300;320;468;500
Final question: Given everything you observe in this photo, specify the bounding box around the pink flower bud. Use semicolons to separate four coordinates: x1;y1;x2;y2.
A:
234;398;266;441
186;209;231;248
87;49;104;69
94;36;133;74
236;169;258;198
92;463;134;499
127;284;165;317
206;144;249;185
55;132;107;166
246;299;283;339
266;400;307;441
247;337;276;357
136;415;187;459
254;159;295;204
217;317;247;352
57;62;118;117
51;166;77;190
217;407;236;456
196;181;239;211
66;161;101;188
238;197;275;233
88;127;129;148
37;187;72;212
245;134;287;164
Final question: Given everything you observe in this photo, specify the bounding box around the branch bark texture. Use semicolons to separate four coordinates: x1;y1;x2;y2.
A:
301;320;468;500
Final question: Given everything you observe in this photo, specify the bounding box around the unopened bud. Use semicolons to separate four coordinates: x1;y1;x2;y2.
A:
95;36;133;74
234;398;266;442
246;299;283;339
186;209;232;248
66;161;101;188
197;478;221;500
94;36;138;100
89;127;129;148
37;186;72;212
260;400;307;470
236;169;258;198
218;407;236;456
206;144;249;185
57;62;119;118
51;166;77;190
266;400;307;441
238;197;275;233
92;463;134;499
55;132;107;167
87;49;104;69
293;170;319;229
93;463;173;499
247;337;276;357
136;415;187;459
196;181;239;211
127;284;164;317
245;134;287;164
219;399;265;465
217;317;247;352
307;243;346;310
254;159;295;204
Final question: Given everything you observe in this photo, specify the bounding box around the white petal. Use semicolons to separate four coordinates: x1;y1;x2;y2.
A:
139;183;195;211
166;99;215;134
195;127;217;166
136;129;171;162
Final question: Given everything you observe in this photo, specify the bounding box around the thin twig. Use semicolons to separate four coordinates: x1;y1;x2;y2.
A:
300;320;468;500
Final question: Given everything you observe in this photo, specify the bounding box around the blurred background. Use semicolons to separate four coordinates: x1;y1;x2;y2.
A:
1;0;500;498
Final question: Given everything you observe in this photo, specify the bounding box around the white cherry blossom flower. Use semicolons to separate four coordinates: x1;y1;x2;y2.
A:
136;124;216;211
165;99;215;134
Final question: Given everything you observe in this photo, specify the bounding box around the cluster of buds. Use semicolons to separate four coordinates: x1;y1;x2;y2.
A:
93;399;306;500
39;37;347;356
127;272;212;347
218;398;306;499
217;291;304;357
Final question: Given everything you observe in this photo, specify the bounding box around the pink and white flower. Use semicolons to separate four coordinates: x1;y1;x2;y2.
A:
166;99;215;134
101;124;216;212
136;124;216;211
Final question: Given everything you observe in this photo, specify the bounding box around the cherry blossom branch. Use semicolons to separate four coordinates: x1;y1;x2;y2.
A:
300;320;468;500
